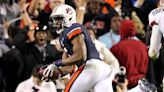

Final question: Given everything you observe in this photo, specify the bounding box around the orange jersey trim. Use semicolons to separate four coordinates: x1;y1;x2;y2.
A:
70;65;77;76
64;64;85;92
67;29;82;40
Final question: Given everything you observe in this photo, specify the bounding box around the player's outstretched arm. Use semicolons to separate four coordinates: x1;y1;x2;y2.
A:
148;25;162;60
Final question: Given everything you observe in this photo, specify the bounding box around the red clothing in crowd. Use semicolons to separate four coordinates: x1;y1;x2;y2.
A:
110;39;148;88
110;19;148;88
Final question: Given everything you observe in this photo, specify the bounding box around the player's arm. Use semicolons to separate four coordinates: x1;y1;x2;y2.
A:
62;33;86;65
40;33;86;80
148;24;162;59
148;10;162;60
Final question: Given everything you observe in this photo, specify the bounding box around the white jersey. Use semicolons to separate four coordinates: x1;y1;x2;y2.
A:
149;7;164;36
148;7;164;58
16;76;57;92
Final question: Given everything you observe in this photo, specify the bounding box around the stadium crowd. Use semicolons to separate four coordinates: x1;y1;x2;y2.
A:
0;0;163;92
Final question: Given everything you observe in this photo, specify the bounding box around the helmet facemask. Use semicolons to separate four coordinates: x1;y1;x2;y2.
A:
49;14;66;34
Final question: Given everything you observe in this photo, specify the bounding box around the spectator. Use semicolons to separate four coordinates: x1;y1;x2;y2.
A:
86;23;119;73
0;0;21;39
98;12;121;49
1;48;23;92
131;11;145;40
110;19;148;88
80;0;116;37
16;65;57;92
133;0;158;27
121;0;158;30
13;25;61;80
36;0;65;26
1;25;62;91
0;44;10;58
0;0;21;24
0;19;23;92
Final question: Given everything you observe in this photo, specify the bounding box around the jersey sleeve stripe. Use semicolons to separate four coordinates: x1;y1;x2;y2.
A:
67;28;82;39
64;64;85;92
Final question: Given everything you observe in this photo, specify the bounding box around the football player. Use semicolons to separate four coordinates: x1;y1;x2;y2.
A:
148;0;164;91
148;0;164;59
40;4;115;92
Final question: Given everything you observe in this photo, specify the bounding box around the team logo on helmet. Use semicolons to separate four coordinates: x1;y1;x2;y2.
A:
66;8;73;14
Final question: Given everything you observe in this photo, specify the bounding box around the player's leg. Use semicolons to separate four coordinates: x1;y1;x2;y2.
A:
64;59;114;92
64;64;95;92
93;60;115;92
93;76;114;92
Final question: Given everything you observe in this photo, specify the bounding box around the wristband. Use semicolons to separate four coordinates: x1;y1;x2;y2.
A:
55;59;65;67
78;6;86;11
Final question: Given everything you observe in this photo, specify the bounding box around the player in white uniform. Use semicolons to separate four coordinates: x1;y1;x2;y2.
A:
148;0;164;59
40;4;115;92
148;0;164;91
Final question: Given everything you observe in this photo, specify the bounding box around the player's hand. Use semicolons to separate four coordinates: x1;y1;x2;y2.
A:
148;50;159;60
150;54;159;60
41;64;57;80
41;76;52;82
74;0;89;8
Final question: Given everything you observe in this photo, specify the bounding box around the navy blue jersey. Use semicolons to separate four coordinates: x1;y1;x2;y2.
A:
59;23;101;66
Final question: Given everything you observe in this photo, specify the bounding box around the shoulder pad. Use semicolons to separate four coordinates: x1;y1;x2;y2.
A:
66;23;83;39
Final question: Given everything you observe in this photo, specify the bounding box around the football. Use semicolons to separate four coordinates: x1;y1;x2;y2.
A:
38;65;62;81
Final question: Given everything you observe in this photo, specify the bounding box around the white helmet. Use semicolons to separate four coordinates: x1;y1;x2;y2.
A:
49;4;76;34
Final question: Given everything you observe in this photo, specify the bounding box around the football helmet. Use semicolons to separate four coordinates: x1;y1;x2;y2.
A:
49;4;76;34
